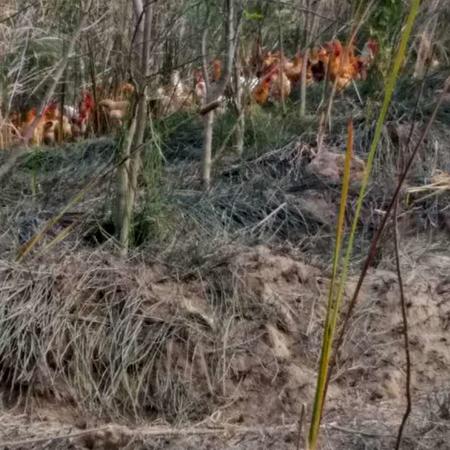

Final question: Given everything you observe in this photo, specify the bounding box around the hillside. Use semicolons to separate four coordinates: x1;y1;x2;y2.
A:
1;1;450;449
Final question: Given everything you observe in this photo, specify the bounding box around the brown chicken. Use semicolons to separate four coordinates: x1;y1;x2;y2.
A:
310;46;329;82
40;101;73;144
326;40;359;91
45;116;72;143
269;69;292;101
43;101;60;121
118;82;135;98
252;63;291;105
355;38;379;80
284;53;303;83
42;120;57;144
212;59;222;82
311;38;379;87
21;108;44;145
326;41;342;82
252;76;272;105
257;50;284;78
99;99;130;126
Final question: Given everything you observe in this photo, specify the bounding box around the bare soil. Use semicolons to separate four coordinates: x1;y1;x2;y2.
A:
0;242;449;449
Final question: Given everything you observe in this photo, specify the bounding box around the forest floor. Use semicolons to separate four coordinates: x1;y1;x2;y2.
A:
0;95;449;449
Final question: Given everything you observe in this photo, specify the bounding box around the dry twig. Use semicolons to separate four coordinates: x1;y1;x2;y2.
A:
393;196;412;450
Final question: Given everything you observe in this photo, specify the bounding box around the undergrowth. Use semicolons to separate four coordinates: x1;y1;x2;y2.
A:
1;67;449;262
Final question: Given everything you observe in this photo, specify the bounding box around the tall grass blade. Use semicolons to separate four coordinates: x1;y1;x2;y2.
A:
308;119;353;449
307;1;421;449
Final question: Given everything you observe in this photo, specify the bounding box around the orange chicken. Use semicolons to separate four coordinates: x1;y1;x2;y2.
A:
43;120;57;144
39;100;73;143
309;38;379;88
43;101;60;121
326;40;358;91
212;59;222;82
252;76;272;105
284;53;303;83
118;82;135;99
252;63;291;104
21;107;44;145
257;50;288;79
326;40;342;83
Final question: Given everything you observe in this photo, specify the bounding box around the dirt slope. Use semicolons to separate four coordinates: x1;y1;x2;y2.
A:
0;245;449;449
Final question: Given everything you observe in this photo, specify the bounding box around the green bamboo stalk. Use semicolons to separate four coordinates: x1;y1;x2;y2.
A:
307;2;421;448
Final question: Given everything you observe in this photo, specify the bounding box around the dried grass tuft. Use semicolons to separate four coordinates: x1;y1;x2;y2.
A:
0;247;304;422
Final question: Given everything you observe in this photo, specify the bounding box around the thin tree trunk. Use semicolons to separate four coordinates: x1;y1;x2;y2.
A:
129;0;152;186
132;0;144;35
202;112;214;189
87;37;100;134
277;0;286;115
116;115;137;246
59;70;66;144
303;0;311;47
117;0;152;255
300;48;309;118
200;0;241;188
233;55;244;157
234;106;245;158
0;110;6;149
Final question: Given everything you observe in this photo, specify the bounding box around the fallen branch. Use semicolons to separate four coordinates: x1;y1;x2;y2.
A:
200;98;223;115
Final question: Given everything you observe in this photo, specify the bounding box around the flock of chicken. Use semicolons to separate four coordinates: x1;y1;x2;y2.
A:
250;37;379;104
8;93;95;146
0;37;379;149
0;83;134;148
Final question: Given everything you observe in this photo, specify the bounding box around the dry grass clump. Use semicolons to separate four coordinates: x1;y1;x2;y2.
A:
0;247;308;422
0;251;215;420
0;243;449;447
0;243;329;426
